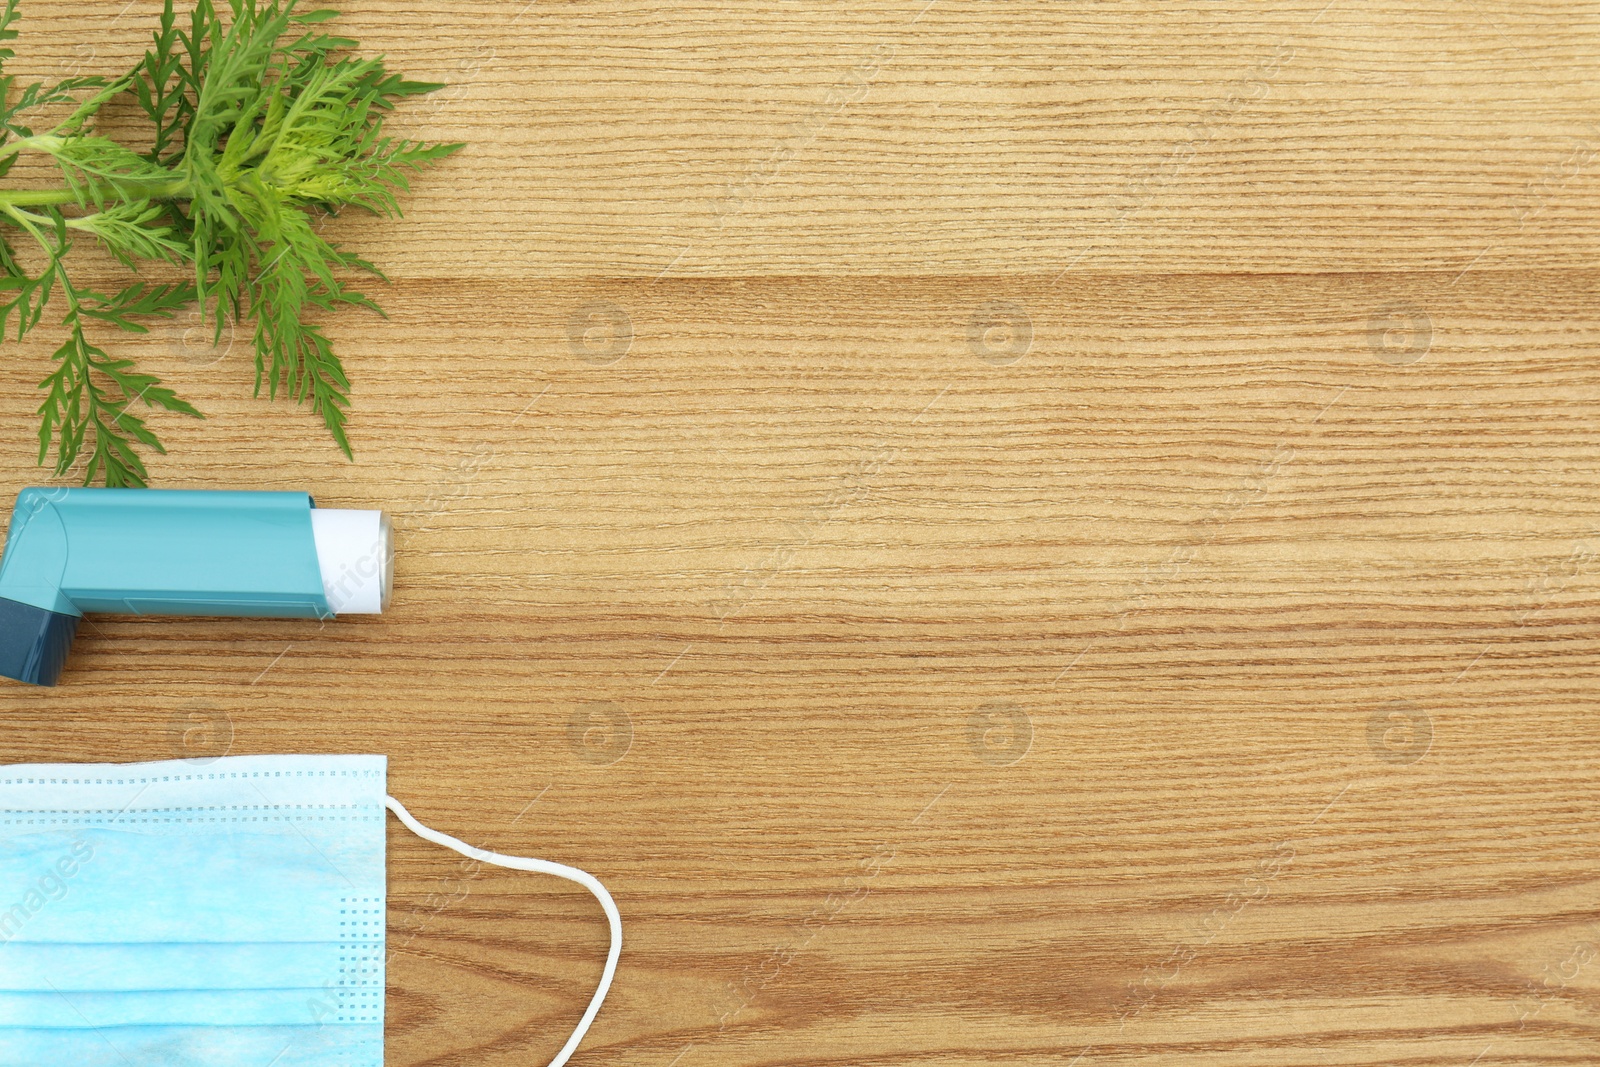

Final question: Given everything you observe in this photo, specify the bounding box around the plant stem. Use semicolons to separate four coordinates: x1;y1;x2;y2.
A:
0;176;190;208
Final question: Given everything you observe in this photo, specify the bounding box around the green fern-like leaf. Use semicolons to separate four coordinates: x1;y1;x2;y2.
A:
0;0;460;485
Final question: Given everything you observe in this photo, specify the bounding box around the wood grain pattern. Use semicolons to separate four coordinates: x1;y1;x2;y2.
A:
1;1;1599;1064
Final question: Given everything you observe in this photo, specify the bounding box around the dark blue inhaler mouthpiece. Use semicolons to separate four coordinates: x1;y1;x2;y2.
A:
0;596;78;687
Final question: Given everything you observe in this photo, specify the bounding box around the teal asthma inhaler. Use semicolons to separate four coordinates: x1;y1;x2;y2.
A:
0;489;393;687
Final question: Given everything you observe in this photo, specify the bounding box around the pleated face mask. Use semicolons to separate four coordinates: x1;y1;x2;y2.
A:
0;754;619;1067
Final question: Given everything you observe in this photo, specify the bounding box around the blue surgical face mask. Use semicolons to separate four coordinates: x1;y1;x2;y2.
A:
0;754;619;1067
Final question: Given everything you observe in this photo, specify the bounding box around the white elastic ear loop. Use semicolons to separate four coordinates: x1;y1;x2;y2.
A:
384;795;621;1067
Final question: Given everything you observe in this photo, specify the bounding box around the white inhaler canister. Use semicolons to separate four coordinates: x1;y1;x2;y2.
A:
309;509;393;615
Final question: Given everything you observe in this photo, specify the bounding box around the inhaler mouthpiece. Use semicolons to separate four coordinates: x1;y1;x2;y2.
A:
0;489;395;687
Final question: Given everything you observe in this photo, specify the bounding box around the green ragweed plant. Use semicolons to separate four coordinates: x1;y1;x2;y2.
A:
0;0;460;486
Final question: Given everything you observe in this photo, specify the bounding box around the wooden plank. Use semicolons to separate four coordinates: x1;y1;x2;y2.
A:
0;2;1597;1064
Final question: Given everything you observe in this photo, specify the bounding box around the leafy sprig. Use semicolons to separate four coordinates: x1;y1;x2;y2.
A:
0;0;460;486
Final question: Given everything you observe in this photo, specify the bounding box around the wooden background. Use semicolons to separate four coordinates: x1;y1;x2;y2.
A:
1;1;1599;1063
